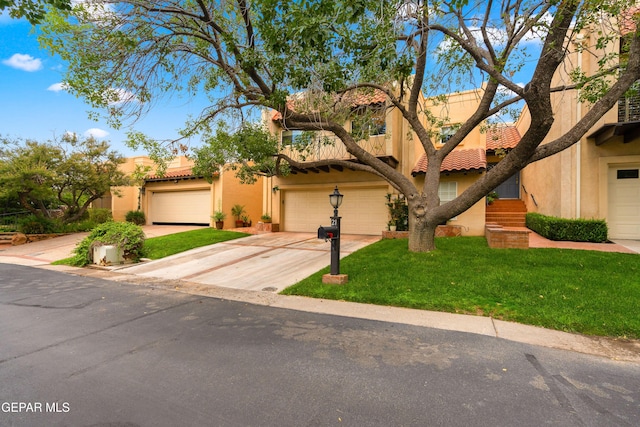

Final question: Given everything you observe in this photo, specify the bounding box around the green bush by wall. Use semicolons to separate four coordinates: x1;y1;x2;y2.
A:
526;213;608;243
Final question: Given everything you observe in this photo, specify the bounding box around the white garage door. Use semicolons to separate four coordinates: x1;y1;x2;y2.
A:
150;190;211;225
283;187;388;235
608;165;640;239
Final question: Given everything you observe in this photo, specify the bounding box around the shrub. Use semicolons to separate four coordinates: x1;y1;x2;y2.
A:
18;215;58;234
526;213;608;243
385;194;409;231
59;219;98;233
88;208;113;224
70;221;146;266
125;210;146;225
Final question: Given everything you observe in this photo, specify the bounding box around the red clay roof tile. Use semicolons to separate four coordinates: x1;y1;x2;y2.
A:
412;148;487;175
272;89;387;121
147;168;195;180
485;126;521;150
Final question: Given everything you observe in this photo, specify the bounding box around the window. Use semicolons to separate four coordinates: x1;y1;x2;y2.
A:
617;169;639;179
352;105;386;138
438;181;457;203
281;130;303;146
440;125;457;144
439;181;458;220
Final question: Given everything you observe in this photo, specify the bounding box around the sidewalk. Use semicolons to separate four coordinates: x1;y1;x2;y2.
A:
527;229;640;253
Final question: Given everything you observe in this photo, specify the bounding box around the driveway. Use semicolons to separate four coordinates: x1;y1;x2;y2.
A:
118;232;379;292
0;225;204;266
0;226;379;292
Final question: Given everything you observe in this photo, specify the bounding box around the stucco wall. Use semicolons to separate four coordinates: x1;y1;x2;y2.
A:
221;171;263;227
519;27;640;221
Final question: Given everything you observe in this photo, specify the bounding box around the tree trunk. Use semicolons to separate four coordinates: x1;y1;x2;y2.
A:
406;194;440;252
408;218;438;252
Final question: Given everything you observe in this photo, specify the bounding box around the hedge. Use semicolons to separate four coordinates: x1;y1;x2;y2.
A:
526;212;608;243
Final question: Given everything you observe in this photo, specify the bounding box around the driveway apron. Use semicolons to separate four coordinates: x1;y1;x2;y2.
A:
118;232;380;292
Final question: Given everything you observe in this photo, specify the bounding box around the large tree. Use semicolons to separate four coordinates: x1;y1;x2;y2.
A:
0;136;129;222
39;0;640;251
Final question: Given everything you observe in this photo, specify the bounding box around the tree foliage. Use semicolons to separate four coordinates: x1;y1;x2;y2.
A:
0;0;70;24
38;0;640;251
0;135;129;223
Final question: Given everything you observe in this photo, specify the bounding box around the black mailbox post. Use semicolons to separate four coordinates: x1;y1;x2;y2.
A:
318;186;344;277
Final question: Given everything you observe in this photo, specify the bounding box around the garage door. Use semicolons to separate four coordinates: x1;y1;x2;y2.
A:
283;187;388;235
608;165;640;239
150;190;211;225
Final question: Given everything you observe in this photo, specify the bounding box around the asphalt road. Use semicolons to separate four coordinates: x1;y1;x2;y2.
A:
1;264;639;426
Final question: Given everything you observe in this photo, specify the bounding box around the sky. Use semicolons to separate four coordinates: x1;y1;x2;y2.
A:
0;11;210;157
0;6;542;158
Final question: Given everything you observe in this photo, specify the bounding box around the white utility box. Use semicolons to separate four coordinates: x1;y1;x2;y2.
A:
93;245;123;266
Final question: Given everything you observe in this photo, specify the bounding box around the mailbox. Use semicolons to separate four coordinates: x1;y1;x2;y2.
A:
318;225;339;241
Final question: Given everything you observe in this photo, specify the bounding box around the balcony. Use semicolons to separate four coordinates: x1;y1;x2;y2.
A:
587;89;640;145
280;133;398;173
618;91;640;122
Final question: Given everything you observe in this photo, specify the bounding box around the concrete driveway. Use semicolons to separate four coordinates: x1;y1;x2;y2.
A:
119;232;379;292
0;225;204;266
0;226;379;292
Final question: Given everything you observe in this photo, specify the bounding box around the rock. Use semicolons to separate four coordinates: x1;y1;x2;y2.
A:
11;233;28;246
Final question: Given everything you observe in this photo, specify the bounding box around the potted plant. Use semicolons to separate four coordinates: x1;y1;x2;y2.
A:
388;220;397;232
487;191;500;205
385;193;408;231
241;214;251;227
260;213;272;223
212;211;226;229
231;204;246;228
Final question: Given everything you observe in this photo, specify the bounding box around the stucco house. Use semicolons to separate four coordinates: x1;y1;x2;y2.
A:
262;10;639;240
519;11;640;240
108;156;264;229
261;87;520;236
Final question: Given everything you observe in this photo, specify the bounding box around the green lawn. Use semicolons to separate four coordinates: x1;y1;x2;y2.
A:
281;237;640;339
143;228;250;259
52;228;250;265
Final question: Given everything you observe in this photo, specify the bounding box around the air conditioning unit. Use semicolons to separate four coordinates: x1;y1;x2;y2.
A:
93;245;123;266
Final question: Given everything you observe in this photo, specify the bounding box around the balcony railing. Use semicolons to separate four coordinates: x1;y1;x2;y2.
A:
280;133;389;164
618;91;640;122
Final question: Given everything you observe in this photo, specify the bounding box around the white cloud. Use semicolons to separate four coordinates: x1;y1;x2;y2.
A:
47;82;69;92
84;128;110;138
2;53;43;72
72;0;117;23
104;88;139;105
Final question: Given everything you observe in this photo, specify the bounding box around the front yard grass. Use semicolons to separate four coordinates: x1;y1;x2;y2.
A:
52;228;250;265
281;237;640;339
143;228;250;259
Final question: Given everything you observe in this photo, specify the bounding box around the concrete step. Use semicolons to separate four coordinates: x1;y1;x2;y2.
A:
486;200;527;227
486;199;527;213
0;232;16;241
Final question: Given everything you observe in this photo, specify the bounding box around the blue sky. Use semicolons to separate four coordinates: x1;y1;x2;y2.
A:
0;12;210;157
1;7;542;158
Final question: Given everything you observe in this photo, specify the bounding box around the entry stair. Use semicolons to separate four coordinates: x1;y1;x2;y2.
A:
485;199;527;227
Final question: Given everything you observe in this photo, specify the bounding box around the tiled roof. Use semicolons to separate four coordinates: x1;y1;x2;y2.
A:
485;126;521;150
272;89;387;121
146;168;196;180
412;148;487;176
621;7;639;35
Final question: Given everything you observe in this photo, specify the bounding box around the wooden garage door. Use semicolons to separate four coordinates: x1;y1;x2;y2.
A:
608;165;640;239
150;190;211;225
283;187;388;235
